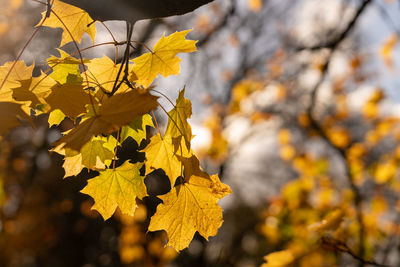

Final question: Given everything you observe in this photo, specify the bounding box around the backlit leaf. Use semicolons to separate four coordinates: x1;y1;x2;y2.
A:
0;61;34;101
47;49;87;84
120;114;154;145
81;161;147;220
39;0;96;46
148;173;231;251
85;56;134;93
55;90;158;151
142;133;190;187
132;30;197;88
12;73;56;107
45;82;92;119
165;88;192;149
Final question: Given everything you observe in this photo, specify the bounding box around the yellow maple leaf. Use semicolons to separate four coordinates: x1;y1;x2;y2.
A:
120;114;154;145
165;88;192;149
0;61;34;101
148;173;230;251
132;30;197;88
47;49;88;84
12;73;56;108
39;0;96;46
48;109;66;127
63;152;84;178
80;136;115;170
45;82;92;119
81;161;147;220
142;133;191;187
55;90;158;151
85;56;135;93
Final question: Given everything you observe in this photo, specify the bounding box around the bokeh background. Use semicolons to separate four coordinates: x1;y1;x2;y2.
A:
1;0;400;266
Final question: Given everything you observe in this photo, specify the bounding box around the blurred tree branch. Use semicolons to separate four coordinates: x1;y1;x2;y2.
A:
303;1;373;265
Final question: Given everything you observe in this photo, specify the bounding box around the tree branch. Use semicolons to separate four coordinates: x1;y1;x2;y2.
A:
296;0;372;51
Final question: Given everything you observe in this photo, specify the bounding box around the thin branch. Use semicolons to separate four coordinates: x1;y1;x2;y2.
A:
197;0;236;47
322;237;392;267
296;0;372;51
304;1;373;264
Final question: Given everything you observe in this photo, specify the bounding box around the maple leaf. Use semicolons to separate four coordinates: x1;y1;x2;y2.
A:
120;114;154;145
85;56;135;93
63;152;84;178
39;0;96;46
0;61;34;101
81;161;147;220
148;163;231;251
48;109;66;127
80;136;115;170
12;73;56;108
55;90;159;151
45;82;92;119
47;49;88;84
0;102;31;135
165;88;192;149
132;30;197;88
142;133;191;187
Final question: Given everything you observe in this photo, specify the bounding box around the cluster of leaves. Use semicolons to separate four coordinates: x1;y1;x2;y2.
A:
0;0;231;252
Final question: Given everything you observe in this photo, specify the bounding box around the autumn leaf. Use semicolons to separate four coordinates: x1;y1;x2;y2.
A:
39;0;96;46
148;159;231;251
85;56;135;93
45;82;92;119
80;136;115;170
47;49;88;84
132;30;197;87
48;109;66;127
142;133;190;187
0;61;34;101
81;161;147;220
165;88;192;149
120;114;154;145
12;73;56;108
63;152;84;178
55;90;158;151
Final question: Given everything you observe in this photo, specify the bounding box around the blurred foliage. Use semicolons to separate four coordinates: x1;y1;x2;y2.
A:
2;0;400;267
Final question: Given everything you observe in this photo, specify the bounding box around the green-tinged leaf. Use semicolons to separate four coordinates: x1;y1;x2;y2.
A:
81;136;115;170
120;114;154;145
47;49;88;84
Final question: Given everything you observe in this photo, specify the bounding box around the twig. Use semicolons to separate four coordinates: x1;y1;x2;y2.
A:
296;0;372;51
322;237;392;267
304;1;372;265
